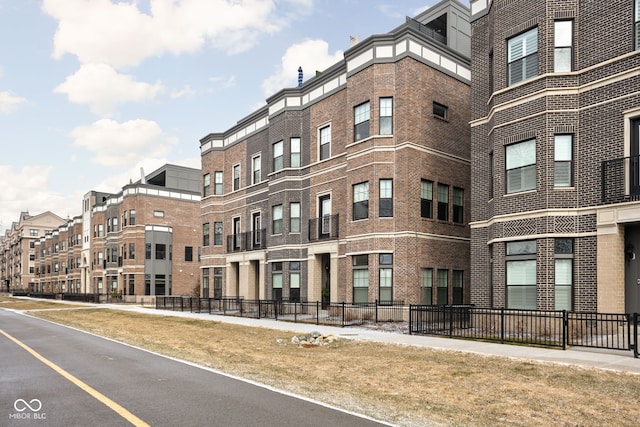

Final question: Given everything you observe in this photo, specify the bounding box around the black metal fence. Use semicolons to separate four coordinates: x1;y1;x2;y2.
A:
409;305;639;357
155;297;406;327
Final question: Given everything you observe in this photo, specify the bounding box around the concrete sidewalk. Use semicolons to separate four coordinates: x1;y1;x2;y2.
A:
97;303;640;375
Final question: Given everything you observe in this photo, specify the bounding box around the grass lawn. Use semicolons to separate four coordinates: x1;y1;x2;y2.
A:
3;297;639;426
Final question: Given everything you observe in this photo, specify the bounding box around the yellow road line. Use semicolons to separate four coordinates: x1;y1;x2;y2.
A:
0;328;150;427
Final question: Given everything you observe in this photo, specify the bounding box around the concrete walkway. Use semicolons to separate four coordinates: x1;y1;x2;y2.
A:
93;303;640;375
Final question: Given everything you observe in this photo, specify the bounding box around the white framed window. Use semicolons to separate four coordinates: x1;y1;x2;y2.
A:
555;239;573;310
353;181;369;220
554;20;573;72
252;155;261;184
203;173;210;197
554;135;572;187
379;179;393;217
379;253;393;303
290;202;300;233
290;137;301;168
380;97;393;135
420;268;433;305
506;241;537;310
273;141;283;172
421;180;433;219
635;0;640;49
508;27;538;85
437;270;448;305
352;254;369;304
506;139;536;193
214;171;223;195
233;164;240;191
319;125;330;160
354;101;370;141
272;204;283;235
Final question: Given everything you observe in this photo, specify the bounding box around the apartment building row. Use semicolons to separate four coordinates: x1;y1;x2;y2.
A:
0;165;202;301
198;0;472;305
470;0;640;314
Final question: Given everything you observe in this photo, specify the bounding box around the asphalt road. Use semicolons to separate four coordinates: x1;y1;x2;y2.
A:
0;309;388;427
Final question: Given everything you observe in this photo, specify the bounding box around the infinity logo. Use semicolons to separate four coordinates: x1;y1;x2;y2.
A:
14;399;42;412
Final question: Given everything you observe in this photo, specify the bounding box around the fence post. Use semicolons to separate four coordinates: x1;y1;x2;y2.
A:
375;300;379;323
635;313;639;359
316;301;319;325
409;305;413;335
562;310;567;350
274;300;278;321
342;302;346;327
500;307;505;344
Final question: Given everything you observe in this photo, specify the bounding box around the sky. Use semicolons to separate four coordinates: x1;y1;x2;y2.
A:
0;0;465;233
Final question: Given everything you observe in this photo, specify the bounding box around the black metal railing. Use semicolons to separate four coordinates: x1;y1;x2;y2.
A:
308;214;339;241
226;229;266;253
410;305;639;356
602;155;640;204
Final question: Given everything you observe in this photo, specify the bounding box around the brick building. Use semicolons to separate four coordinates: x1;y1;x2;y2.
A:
470;0;640;313
0;211;66;292
31;164;201;301
200;0;471;305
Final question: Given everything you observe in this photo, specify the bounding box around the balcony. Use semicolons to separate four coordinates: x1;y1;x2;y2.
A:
602;155;640;204
226;229;266;253
308;214;339;241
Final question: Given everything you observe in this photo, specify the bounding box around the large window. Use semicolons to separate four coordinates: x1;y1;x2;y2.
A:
233;164;240;191
252;155;261;184
354;101;370;141
272;262;283;301
379;179;393;217
319;125;331;160
554;20;573;72
352;254;369;304
453;187;464;224
554;135;573;187
437;270;448;305
290;202;300;233
421;180;433;219
155;244;166;260
290;262;300;302
272;204;283;235
379;254;393;303
353;182;369;220
129;243;135;259
508;27;538;85
453;270;463;304
203;223;210;246
203;173;210;197
214;171;223;195
290;137;301;168
380;97;393;135
213;267;223;299
437;184;449;221
273;141;283;172
506;241;537;310
214;222;223;246
420;268;433;305
555;239;573;310
202;268;209;299
506;139;536;193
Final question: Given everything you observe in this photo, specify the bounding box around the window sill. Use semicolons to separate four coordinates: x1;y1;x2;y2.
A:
503;189;537;197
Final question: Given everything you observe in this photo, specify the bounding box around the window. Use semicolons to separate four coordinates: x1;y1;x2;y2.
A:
636;0;640;49
290;261;300;302
112;217;119;232
30;229;38;237
508;27;538;85
98;224;104;237
185;246;193;262
319;125;331;160
145;244;151;260
421;180;433;219
437;184;449;221
233;164;240;191
379;254;393;303
252;155;261;184
506;139;536;193
421;268;433;304
153;210;164;218
433;102;448;120
554;135;572;187
555;239;573;310
214;268;223;299
129;243;135;260
214;222;223;246
203;223;210;246
453;270;463;304
203;173;211;197
437;270;448;304
353;182;369;220
506;240;537;310
129;210;136;226
290;137;301;168
202;268;209;299
129;274;135;295
273;141;283;172
290;202;300;233
352;255;369;304
214;171;223;195
379;179;393;217
272;204;283;234
155;244;166;260
453;187;464;224
354;101;370;141
272;262;283;301
380;97;393;135
554;20;573;72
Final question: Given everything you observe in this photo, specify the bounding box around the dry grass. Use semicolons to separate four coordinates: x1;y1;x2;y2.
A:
4;298;639;426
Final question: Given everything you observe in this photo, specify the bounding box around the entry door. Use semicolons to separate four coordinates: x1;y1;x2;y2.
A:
320;195;331;237
631;119;640;197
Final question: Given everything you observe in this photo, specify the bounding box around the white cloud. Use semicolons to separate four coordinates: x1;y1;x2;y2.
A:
0;165;78;232
170;85;196;99
0;91;27;113
69;118;178;168
208;75;237;93
42;0;313;68
54;63;164;116
261;39;344;97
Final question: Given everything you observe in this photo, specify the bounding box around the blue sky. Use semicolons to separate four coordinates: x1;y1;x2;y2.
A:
0;0;465;232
